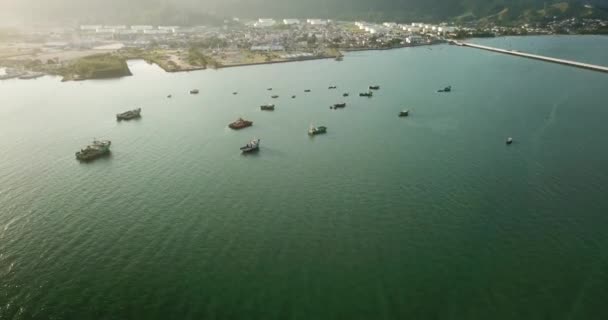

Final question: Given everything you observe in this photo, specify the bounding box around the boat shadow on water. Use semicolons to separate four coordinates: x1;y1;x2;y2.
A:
77;151;113;163
116;117;143;124
240;149;260;157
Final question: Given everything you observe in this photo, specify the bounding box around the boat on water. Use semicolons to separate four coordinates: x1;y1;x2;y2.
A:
116;108;141;121
330;102;346;110
399;110;410;117
260;104;275;111
506;137;513;145
233;92;238;95
343;93;349;97
292;95;296;99
437;85;452;93
240;139;260;153
190;89;199;94
271;95;279;99
167;94;172;98
229;118;253;130
369;85;380;90
328;85;337;89
75;139;111;161
304;89;311;92
267;88;273;91
308;125;327;135
360;91;373;97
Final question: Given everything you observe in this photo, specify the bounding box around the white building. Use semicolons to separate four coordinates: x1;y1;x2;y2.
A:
405;26;422;33
283;19;300;25
158;26;180;32
144;29;171;35
80;25;102;31
438;26;456;34
406;35;424;44
117;29;138;35
131;25;154;31
96;28;116;34
104;25;127;30
383;22;398;28
254;19;276;27
251;45;284;51
307;19;330;25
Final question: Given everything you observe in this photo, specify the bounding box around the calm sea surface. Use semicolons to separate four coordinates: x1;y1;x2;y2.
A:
1;36;608;319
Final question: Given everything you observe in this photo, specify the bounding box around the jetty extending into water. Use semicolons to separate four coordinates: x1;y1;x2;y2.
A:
452;41;608;74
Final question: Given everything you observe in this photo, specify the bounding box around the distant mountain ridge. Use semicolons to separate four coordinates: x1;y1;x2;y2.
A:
2;0;608;25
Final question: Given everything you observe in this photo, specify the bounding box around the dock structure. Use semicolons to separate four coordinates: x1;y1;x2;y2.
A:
452;41;608;74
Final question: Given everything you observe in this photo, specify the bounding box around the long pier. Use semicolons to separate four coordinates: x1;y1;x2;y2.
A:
452;41;608;73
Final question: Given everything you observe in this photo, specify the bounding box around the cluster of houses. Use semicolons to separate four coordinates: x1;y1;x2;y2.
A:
253;18;332;28
80;25;180;35
355;22;457;37
72;19;454;53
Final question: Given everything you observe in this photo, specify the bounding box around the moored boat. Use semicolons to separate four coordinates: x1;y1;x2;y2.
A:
343;93;349;97
190;89;199;94
75;139;111;161
271;95;279;99
233;91;238;95
369;85;380;90
331;102;346;109
260;104;275;111
304;89;311;92
359;91;373;97
437;85;452;93
328;85;337;89
116;108;141;121
292;95;296;99
240;139;260;153
308;125;327;135
506;137;513;145
399;110;410;117
229;118;253;130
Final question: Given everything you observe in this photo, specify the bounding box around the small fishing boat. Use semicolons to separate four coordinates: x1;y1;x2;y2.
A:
228;118;253;130
332;102;346;109
437;85;452;93
359;91;373;97
308;125;327;135
190;89;199;94
271;95;279;99
328;85;337;89
304;89;311;93
75;139;111;161
267;88;273;91
240;139;260;153
116;108;141;121
343;93;349;97
399;110;409;117
233;92;238;95
292;95;296;99
167;94;172;98
260;104;275;111
506;137;513;145
369;85;380;90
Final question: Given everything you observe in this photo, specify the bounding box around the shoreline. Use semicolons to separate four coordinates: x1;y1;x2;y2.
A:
216;55;336;69
4;34;602;82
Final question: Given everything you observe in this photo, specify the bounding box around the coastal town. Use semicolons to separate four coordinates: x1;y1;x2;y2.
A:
1;17;607;81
